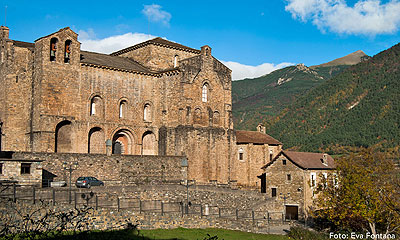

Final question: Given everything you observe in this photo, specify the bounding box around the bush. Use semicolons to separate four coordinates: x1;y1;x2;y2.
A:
287;226;328;240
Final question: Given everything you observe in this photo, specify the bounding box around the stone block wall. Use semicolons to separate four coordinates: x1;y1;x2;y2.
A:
0;160;42;185
11;152;185;185
116;44;199;71
264;154;305;217
233;143;282;187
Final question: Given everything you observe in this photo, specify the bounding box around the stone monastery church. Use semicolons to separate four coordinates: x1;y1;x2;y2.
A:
0;26;333;193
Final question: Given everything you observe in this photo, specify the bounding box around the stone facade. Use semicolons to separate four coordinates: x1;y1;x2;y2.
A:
0;27;237;185
0;159;42;185
232;127;282;187
261;151;335;220
4;152;185;186
0;25;333;201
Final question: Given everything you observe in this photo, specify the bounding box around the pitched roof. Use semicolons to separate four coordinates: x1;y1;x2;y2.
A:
12;40;35;50
80;51;151;73
111;37;201;56
263;151;335;170
35;27;74;42
235;130;282;145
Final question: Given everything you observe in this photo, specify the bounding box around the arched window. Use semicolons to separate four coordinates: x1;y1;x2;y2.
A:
90;96;103;117
64;40;72;63
50;38;58;62
213;111;220;125
202;83;208;102
119;100;127;118
238;148;244;161
194;107;202;123
144;103;151;122
174;55;179;67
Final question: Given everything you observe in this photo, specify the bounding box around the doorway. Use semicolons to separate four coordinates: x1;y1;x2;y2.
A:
285;205;298;220
257;173;266;193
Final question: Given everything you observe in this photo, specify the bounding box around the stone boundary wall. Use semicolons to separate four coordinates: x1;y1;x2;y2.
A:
1;198;288;235
3;183;281;213
9;152;186;184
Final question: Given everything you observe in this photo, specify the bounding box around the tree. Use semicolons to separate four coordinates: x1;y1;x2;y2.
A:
313;147;400;235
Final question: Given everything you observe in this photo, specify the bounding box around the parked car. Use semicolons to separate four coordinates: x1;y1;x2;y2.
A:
75;177;104;188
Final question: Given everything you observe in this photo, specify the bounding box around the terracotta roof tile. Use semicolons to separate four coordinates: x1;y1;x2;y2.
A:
235;130;282;145
80;51;151;73
111;37;201;56
263;151;335;170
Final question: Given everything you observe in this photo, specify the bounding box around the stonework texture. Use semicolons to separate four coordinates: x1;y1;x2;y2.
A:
263;153;334;219
0;26;287;188
0;25;333;220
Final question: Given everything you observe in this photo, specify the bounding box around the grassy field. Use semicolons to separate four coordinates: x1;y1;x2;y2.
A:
1;228;289;240
139;228;289;240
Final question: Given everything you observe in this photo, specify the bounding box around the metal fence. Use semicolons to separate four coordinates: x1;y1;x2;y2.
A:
0;183;286;224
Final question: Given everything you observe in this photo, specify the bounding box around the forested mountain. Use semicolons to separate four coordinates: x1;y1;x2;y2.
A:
232;63;351;130
264;43;400;153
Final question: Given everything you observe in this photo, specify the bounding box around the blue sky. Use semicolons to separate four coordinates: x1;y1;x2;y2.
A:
2;0;400;79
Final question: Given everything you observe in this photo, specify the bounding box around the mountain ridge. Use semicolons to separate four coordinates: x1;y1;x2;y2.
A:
264;42;400;153
231;50;369;130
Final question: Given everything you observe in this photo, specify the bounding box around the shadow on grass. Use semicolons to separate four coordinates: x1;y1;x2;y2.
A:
34;229;182;240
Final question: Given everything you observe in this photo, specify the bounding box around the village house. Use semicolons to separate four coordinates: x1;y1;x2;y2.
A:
260;151;335;220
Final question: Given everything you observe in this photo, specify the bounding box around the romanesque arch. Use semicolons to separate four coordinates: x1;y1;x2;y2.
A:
90;95;104;118
55;120;72;153
112;129;134;155
88;127;105;154
142;131;157;155
64;40;72;63
50;37;58;62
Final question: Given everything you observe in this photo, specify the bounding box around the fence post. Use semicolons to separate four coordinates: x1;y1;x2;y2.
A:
200;205;203;218
236;209;239;220
12;183;16;203
117;198;120;212
161;202;164;216
218;207;221;218
252;211;255;224
267;212;270;224
32;187;36;204
74;192;77;208
95;195;98;210
52;189;55;206
139;200;142;214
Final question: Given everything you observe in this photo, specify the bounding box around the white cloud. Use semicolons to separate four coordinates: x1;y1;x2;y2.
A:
142;4;172;26
78;30;157;54
221;61;295;80
285;0;400;35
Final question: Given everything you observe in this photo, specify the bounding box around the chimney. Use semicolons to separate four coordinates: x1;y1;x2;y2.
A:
0;26;9;39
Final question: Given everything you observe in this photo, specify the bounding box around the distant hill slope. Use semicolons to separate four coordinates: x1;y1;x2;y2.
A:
232;64;349;130
265;43;400;153
311;50;370;68
232;50;370;131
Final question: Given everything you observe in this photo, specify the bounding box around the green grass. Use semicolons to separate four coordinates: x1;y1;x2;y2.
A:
140;227;288;240
1;228;289;240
